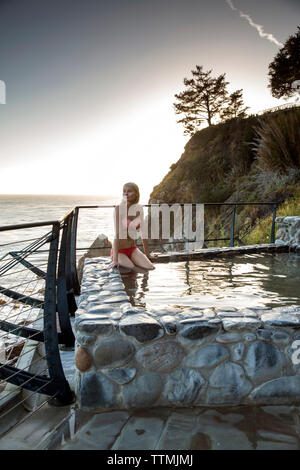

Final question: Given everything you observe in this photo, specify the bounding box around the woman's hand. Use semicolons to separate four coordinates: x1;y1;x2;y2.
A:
147;252;158;262
108;260;119;270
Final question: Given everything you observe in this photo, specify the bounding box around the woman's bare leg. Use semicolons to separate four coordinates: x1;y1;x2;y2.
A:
118;253;147;273
131;248;155;270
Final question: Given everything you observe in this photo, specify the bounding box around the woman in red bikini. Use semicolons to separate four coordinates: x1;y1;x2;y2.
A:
108;182;156;272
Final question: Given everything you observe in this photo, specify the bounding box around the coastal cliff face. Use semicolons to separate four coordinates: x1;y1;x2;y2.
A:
149;108;300;245
150;115;257;205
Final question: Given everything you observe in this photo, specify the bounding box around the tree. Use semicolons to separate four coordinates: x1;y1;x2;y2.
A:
268;26;300;99
173;66;229;136
220;89;249;122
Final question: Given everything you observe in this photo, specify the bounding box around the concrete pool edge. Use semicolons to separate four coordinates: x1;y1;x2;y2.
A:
74;240;300;411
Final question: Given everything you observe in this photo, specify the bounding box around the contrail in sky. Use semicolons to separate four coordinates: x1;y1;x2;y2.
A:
225;0;283;47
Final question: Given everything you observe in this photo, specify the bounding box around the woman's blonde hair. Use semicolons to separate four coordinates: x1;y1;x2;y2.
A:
123;182;140;204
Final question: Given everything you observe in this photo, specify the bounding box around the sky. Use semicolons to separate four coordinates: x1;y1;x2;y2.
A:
0;0;299;202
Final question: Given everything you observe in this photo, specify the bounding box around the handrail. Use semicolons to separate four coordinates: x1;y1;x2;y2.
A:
0;220;59;232
0;198;279;417
0;215;76;410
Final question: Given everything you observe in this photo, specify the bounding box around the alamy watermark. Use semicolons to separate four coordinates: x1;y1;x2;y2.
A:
0;80;6;104
115;201;205;249
291;340;300;365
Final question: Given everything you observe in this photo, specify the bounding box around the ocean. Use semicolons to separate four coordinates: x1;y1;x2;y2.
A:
0;194;119;351
0;194;119;256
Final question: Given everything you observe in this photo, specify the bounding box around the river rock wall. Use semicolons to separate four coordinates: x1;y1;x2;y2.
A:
275;216;300;250
74;249;300;411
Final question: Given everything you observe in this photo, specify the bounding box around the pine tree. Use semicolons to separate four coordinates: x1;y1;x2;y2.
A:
173;66;229;136
268;26;300;99
220;89;249;122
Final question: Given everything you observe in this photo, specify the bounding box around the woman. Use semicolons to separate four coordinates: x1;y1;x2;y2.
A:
108;182;156;272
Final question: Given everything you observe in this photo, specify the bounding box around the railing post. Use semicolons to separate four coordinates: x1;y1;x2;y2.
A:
270;203;277;244
57;219;75;348
65;214;78;316
230;204;236;247
70;207;80;295
43;222;74;405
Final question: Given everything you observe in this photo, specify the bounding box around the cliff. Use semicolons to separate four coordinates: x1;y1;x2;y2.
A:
149;107;300;245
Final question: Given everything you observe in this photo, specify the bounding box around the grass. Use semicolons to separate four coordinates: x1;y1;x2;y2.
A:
252;108;300;174
243;186;300;245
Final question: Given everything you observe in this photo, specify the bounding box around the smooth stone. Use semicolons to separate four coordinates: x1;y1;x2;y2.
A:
217;312;248;318
111;312;122;320
271;330;291;346
238;309;259;318
75;318;113;336
216;332;242;344
208;362;252;404
244;341;283;384
100;294;129;304
104;284;124;292
261;313;300;327
122;373;163;408
257;329;273;341
101;367;136;385
121;304;148;316
80;287;102;295
271;306;300;314
180;307;205;317
179;320;221;341
275;239;289;246
248;376;300;405
94;337;135;368
184;344;229;369
119;314;164;343
120;303;138;314
164;368;205;405
75;346;92;372
222;317;262;331
151;306;181;317
216;307;238;313
136;341;185;373
87;305;116;315
78;372;120;409
87;293;111;302
243;333;257;342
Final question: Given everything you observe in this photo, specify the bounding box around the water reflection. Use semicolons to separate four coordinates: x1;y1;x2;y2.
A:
121;253;300;310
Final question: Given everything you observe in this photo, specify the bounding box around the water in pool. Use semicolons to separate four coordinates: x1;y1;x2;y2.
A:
121;252;300;310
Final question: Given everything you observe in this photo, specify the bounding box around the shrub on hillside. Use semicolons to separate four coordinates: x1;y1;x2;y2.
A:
252;108;300;174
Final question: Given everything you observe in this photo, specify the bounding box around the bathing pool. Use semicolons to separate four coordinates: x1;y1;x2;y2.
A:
122;252;300;310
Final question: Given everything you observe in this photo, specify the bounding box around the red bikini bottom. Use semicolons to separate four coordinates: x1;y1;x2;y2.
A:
111;246;137;259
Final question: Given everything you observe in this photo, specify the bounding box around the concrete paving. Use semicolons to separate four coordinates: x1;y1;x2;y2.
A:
59;405;300;450
1;342;300;450
1;317;300;450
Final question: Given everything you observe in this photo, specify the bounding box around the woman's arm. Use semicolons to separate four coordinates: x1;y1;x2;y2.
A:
110;206;120;267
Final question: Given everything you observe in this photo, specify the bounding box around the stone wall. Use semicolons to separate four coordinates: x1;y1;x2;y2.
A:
74;248;300;411
275;216;300;251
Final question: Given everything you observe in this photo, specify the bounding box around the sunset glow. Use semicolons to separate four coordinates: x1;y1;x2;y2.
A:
0;0;298;201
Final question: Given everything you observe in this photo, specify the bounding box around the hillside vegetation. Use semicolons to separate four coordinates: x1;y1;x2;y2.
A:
149;107;300;246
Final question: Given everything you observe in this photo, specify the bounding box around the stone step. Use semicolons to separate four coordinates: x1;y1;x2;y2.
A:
0;402;74;450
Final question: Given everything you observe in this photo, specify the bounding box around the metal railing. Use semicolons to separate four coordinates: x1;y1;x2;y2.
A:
0;200;278;427
257;101;299;116
0;210;79;424
71;202;277;251
201;202;278;247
